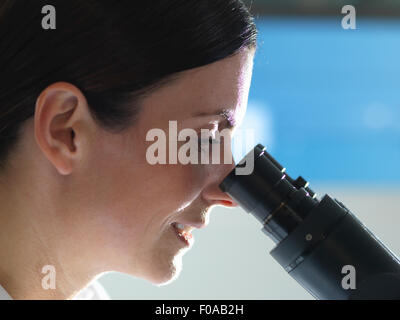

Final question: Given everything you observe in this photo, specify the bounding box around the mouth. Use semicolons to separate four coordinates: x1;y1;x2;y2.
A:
170;222;202;247
171;222;194;246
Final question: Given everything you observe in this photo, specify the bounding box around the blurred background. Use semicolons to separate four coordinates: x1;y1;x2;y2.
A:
98;0;400;299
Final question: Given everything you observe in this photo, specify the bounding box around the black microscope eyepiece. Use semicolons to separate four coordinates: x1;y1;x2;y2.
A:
219;144;319;243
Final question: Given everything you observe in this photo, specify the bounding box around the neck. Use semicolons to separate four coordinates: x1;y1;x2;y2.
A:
0;166;101;300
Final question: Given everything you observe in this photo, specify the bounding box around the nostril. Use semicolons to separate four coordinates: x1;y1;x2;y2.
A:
221;199;238;207
202;182;239;207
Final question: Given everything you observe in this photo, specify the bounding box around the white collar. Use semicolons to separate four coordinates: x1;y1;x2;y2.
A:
0;280;109;300
0;284;13;300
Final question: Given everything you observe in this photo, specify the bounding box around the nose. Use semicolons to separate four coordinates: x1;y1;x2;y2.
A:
201;158;238;208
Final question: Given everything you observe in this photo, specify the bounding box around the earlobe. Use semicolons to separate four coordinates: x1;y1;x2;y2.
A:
34;82;90;176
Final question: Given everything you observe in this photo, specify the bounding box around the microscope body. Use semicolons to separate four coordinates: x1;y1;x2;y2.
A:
220;144;400;299
270;194;400;299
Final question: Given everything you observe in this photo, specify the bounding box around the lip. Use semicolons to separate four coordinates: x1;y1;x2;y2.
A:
172;223;195;247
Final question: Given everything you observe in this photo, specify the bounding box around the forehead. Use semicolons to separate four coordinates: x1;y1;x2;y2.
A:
139;48;255;127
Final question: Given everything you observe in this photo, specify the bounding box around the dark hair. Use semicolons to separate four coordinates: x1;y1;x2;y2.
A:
0;0;257;167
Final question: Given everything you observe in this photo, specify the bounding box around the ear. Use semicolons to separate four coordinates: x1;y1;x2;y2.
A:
34;82;95;175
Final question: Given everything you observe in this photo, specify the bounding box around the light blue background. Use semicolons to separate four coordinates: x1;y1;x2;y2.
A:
238;17;400;185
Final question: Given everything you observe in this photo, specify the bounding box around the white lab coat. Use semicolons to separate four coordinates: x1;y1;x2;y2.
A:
0;280;110;300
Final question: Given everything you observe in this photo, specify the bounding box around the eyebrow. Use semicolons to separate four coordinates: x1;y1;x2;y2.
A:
193;108;236;129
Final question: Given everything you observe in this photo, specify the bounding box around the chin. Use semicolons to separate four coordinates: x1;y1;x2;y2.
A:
147;251;186;287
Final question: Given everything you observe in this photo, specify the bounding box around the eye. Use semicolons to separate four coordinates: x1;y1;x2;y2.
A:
197;136;220;152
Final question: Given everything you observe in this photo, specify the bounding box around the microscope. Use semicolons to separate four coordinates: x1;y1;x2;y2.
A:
219;144;400;299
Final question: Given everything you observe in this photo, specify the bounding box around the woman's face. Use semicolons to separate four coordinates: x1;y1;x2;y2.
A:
69;48;255;285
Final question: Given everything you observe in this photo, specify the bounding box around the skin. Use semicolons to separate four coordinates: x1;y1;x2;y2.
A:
0;47;255;299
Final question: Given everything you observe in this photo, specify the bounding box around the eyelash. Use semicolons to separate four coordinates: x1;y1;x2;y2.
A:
197;137;220;152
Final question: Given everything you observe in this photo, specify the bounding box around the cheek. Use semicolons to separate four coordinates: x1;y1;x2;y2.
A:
139;141;211;214
99;160;206;229
149;163;206;213
86;130;211;237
